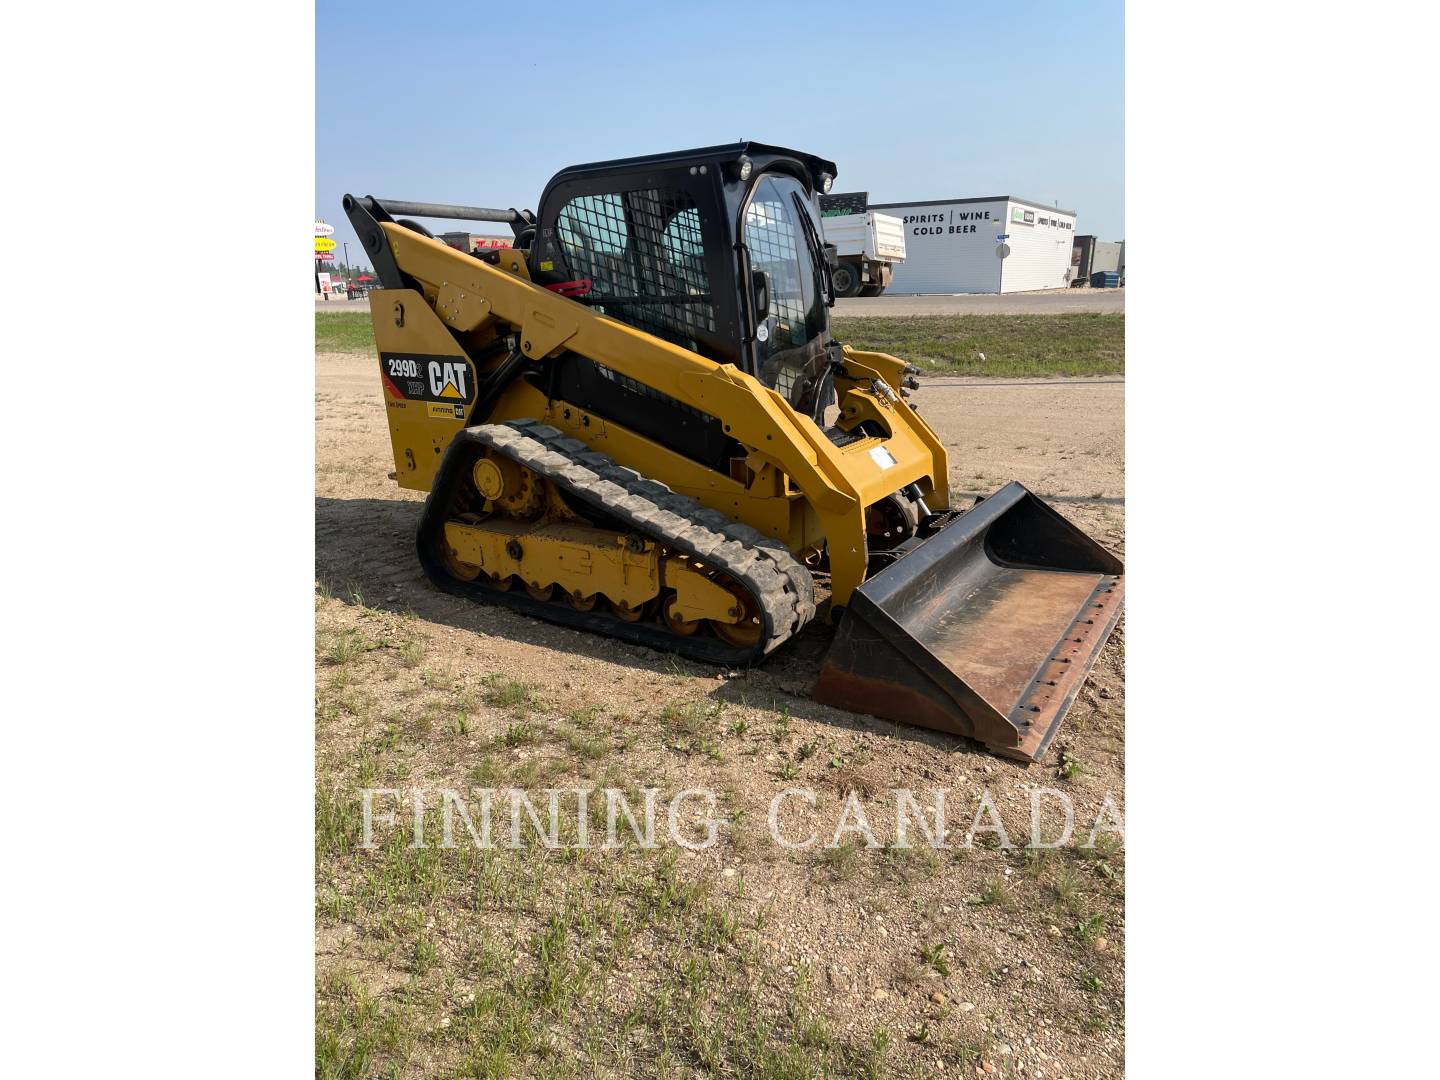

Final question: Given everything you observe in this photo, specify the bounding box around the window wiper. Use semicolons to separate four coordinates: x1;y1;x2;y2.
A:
791;192;832;304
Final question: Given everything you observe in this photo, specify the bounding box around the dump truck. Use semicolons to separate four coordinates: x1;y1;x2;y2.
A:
820;207;907;297
343;142;1123;762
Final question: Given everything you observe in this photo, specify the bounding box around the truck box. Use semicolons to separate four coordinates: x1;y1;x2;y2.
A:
821;210;907;296
822;212;907;262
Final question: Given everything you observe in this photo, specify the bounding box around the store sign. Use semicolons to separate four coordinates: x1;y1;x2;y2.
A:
315;236;337;253
903;207;994;236
1004;207;1074;231
314;221;335;237
315;251;335;262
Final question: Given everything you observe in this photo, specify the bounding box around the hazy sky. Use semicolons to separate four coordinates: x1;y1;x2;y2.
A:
316;0;1123;272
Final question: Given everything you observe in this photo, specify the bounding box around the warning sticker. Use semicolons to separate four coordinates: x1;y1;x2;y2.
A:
867;446;898;470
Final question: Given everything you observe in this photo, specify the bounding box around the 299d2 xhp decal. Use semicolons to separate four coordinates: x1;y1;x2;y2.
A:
379;352;477;419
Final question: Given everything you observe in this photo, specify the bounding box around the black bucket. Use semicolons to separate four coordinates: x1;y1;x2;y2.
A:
814;482;1123;763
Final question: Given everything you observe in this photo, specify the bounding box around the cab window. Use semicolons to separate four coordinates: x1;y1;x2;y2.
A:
743;174;827;408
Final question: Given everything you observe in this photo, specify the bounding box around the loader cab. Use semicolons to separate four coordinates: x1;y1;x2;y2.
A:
529;142;838;419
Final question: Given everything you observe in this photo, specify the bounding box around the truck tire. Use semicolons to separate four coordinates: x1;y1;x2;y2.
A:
859;284;885;297
832;262;863;298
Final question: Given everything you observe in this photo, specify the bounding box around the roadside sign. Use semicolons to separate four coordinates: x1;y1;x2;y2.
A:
315;251;335;262
314;221;335;237
315;236;337;253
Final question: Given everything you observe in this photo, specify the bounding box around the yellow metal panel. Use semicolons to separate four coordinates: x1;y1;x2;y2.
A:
665;565;741;624
369;288;479;490
442;519;740;623
519;305;580;360
376;224;953;607
434;281;493;333
840;347;951;509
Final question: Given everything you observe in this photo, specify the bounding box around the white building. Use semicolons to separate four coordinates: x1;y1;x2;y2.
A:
869;196;1078;294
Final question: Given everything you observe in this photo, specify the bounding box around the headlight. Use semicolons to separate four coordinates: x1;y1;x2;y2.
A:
734;156;753;182
820;173;834;194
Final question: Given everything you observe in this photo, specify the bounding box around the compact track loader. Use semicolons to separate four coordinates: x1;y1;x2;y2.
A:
343;142;1122;763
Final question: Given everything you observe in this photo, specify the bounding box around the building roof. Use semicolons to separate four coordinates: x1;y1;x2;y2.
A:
869;195;1076;217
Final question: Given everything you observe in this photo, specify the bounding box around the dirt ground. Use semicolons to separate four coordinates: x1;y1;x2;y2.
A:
316;349;1125;1079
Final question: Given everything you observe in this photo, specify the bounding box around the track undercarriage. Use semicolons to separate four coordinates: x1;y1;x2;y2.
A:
417;420;817;666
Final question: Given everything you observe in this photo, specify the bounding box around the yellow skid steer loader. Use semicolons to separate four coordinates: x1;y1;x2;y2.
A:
343;142;1122;762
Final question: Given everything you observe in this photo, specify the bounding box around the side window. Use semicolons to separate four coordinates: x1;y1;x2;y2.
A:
659;206;707;298
556;193;634;297
554;188;715;351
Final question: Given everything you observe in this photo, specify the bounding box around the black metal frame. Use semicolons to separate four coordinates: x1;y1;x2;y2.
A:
343;142;840;400
341;194;535;291
530;142;837;379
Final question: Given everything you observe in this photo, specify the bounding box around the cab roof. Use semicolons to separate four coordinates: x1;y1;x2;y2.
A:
550;142;837;188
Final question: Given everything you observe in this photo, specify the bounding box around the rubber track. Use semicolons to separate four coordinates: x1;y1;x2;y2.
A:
415;420;816;666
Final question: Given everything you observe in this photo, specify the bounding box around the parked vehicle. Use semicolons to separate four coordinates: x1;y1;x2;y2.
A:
819;193;906;297
1070;236;1123;287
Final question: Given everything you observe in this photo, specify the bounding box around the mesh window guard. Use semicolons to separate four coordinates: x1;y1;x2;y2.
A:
556;188;716;350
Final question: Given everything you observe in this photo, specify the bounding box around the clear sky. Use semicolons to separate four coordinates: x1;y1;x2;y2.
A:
316;0;1123;273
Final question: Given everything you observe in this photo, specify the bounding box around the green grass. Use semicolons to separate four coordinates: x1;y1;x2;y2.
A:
832;313;1124;377
315;312;377;354
482;674;535;714
317;310;1123;377
1072;914;1107;945
918;942;951;977
321;628;381;666
974;875;1013;909
396;640;425;669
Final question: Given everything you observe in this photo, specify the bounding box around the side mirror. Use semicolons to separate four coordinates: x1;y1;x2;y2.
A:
751;268;770;322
